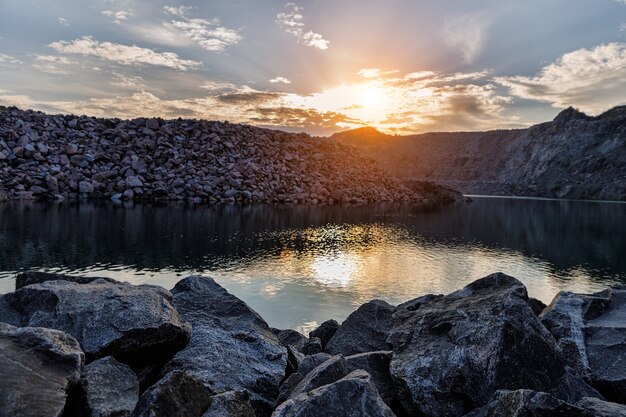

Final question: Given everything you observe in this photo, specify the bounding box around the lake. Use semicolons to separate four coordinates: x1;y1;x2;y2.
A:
1;197;624;333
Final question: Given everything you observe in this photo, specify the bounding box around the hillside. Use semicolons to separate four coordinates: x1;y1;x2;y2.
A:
331;106;626;200
0;107;460;207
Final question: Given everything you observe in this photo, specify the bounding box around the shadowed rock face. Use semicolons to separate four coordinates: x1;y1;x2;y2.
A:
163;276;287;417
325;299;396;356
0;278;191;364
272;370;397;417
387;273;592;417
345;351;395;409
0;323;84;417
203;391;256;417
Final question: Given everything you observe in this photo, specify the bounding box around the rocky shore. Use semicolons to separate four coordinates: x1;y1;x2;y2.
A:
1;271;624;417
0;107;460;206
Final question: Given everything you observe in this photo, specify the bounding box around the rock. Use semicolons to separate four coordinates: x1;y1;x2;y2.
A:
163;276;287;416
464;390;626;417
293;336;323;355
126;176;143;188
397;294;443;311
297;352;332;376
0;279;191;363
326;299;395;356
0;323;84;417
15;271;118;290
275;329;306;348
76;356;139;417
0;183;8;201
275;373;304;407
145;118;160;130
388;273;594;417
79;181;95;194
528;297;547;316
345;351;395;408
309;319;339;349
286;355;349;401
132;371;211;417
541;286;626;403
272;370;396;417
203;391;256;417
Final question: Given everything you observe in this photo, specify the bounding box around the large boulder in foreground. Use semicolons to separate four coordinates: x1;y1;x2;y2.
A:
272;370;396;417
15;271;118;290
345;351;395;408
464;390;626;417
0;323;84;417
388;273;595;417
541;286;626;403
325;299;395;356
163;276;287;416
0;277;191;364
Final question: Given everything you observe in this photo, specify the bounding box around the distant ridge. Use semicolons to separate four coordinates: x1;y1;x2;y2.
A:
331;106;626;201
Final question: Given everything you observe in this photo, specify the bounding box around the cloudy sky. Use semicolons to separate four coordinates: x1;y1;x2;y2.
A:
1;0;625;135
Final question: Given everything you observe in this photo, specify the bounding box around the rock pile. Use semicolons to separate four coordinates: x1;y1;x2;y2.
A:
1;271;625;417
0;106;455;206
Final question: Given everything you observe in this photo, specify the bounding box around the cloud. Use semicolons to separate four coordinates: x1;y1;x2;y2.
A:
270;76;291;84
163;5;194;17
102;10;133;24
48;36;202;70
0;53;22;65
215;91;284;105
170;18;242;52
58;17;70;27
495;42;626;114
443;13;490;64
277;3;330;50
32;55;78;75
110;71;145;89
357;69;399;78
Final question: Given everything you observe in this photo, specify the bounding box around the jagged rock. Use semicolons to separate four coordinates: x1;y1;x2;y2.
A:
326;300;395;356
397;294;442;311
464;390;626;417
0;323;84;417
15;271;118;290
0;279;191;363
275;373;304;407
0;183;7;201
286;355;349;402
203;391;256;417
132;371;211;417
75;356;139;417
388;273;596;417
345;351;395;408
293;336;323;355
298;352;332;376
541;286;626;403
163;276;287;416
272;370;396;417
528;297;547;316
309;319;339;349
275;329;306;347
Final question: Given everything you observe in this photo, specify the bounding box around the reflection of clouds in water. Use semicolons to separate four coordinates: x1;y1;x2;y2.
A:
311;253;358;287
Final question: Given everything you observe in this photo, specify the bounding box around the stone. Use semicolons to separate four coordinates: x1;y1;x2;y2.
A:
309;319;339;349
575;397;626;416
326;299;395;356
163;276;287;416
345;351;395;408
15;271;118;290
203;391;256;417
0;323;84;417
397;293;443;311
77;356;139;417
132;371;211;417
294;336;323;355
79;181;95;194
275;373;304;407
286;355;349;401
0;278;191;363
272;370;396;417
297;352;332;377
528;297;547;316
275;328;306;347
388;273;595;417
145;118;160;130
126;176;143;188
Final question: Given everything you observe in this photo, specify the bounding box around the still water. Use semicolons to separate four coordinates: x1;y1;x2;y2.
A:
1;198;625;332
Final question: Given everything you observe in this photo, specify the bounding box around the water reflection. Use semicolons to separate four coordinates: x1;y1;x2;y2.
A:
0;199;624;330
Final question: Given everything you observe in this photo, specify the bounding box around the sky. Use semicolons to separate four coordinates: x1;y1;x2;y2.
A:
0;0;625;135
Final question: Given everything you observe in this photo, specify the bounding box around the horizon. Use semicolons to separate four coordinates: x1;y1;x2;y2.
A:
1;1;625;136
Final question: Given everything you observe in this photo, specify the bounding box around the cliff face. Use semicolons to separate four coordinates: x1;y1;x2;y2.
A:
332;106;626;200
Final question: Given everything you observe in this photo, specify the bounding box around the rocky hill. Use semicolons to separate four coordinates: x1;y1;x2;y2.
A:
0;107;459;206
331;106;626;200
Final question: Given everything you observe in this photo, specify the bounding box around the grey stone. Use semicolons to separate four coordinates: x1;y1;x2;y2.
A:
79;181;95;193
272;370;396;417
203;391;255;417
309;319;339;349
15;271;118;290
163;276;287;416
326;299;395;356
0;323;84;417
298;352;332;376
286;355;349;401
345;351;395;408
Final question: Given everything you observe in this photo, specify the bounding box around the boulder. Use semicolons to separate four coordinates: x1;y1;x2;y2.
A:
0;279;191;364
274;329;306;348
326;300;395;356
286;355;349;402
76;356;139;417
298;352;332;376
132;371;211;417
15;271;118;290
345;351;395;408
272;370;396;417
293;336;323;355
275;373;304;407
464;390;626;417
0;323;84;417
541;286;626;403
388;273;595;417
203;391;256;417
163;276;287;416
309;319;339;349
528;297;547;316
397;294;442;311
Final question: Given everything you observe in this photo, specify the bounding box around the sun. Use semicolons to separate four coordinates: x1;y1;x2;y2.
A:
361;85;385;109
